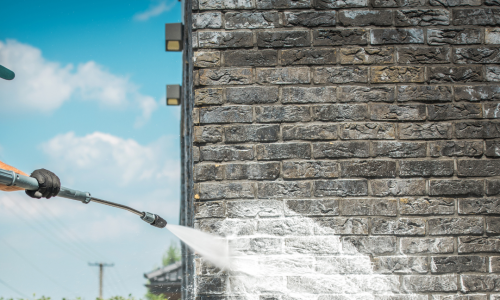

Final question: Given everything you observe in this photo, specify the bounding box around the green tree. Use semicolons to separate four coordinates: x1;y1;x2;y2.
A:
162;241;181;266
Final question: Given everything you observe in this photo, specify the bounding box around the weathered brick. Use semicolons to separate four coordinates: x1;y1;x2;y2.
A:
401;237;454;254
455;85;500;101
285;199;339;216
196;276;227;294
229;237;282;255
199;0;253;9
313;0;368;9
194;147;200;162
194;51;221;68
283;124;338;141
432;256;486;273
458;160;500;177
371;179;426;196
430;0;481;5
459;198;500;214
226;200;282;218
461;275;500;292
258;182;312;199
194;126;223;143
314;217;369;235
428;217;484;235
492;257;500;272
487;217;500;234
313;104;368;121
399;123;452;140
338;10;393;26
198;218;256;237
199;68;253;86
398;47;450;64
453;8;500;25
313;29;369;46
256;67;310;85
455;121;500;139
340;47;394;65
428;28;482;45
285;236;342;254
486;0;500;5
256;143;311;160
395;9;450;26
400;197;455;215
343;236;397;255
374;256;428;274
459;236;500;253
454;47;500;64
225;12;279;29
340;160;397;178
339;86;395;102
371;29;424;44
314;180;368;197
200;145;254;161
430;179;483;196
284;11;336;27
370;104;426;121
226;86;278;105
341;198;397;216
193;12;223;29
224;162;280;180
371;218;426;235
430;141;484;157
258;218;313;235
200;106;252;124
400;160;454;177
282;87;337;104
373;141;427;158
195;88;224;106
197;182;255;200
340;123;396;140
371;66;425;83
257;31;310;48
256;0;310;9
314;66;368;83
484;103;500;119
428;103;482;120
255;106;311;123
486;28;500;44
195;201;226;219
282;48;337;66
313;141;370;158
488;66;500;82
316;256;372;274
283;161;339;178
430;66;483;83
403;275;457;292
487;179;500;196
486;141;500;157
372;0;425;6
224;50;278;67
198;31;253;48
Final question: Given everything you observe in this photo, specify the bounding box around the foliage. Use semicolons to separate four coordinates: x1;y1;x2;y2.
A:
162;241;181;266
144;292;168;300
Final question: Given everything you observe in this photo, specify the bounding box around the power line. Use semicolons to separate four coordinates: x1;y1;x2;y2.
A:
0;276;29;298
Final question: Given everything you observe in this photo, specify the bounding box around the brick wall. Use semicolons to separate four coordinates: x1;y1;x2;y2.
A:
181;0;500;298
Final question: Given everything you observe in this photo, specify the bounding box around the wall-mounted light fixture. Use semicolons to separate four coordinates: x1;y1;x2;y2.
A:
167;85;182;106
165;23;183;52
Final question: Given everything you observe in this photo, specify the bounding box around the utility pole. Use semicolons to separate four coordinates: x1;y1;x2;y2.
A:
89;262;114;299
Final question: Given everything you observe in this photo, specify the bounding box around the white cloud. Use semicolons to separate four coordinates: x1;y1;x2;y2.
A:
133;0;176;21
0;40;159;125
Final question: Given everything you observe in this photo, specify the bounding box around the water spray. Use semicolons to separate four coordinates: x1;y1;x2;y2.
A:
0;168;167;228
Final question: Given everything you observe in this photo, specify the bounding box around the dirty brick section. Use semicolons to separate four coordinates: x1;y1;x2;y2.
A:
179;0;500;298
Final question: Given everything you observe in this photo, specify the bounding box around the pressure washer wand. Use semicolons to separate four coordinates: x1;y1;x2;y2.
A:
0;168;167;228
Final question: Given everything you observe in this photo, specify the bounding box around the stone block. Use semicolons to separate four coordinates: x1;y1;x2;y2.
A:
461;275;500;292
282;87;337;104
283;124;338;141
430;66;483;83
314;180;368;197
256;143;311;160
224;50;278;67
313;0;368;9
486;0;500;4
257;182;312;199
371;218;426;235
226;86;278;104
484;103;500;119
398;47;451;64
429;141;483;157
340;47;394;65
401;237;454;254
374;256;428;274
338;10;393;26
192;12;223;29
395;9;450;26
455;121;500;139
314;66;369;83
316;256;372;274
200;106;253;124
313;141;370;158
255;106;311;123
432;256;487;273
340;160;397;178
487;141;500;157
340;123;396;140
428;217;484;235
371;179;426;196
488;66;500;82
257;218;313;236
488;217;500;234
313;29;369;46
399;123;452;140
486;28;500;44
373;141;427;158
194;147;200;162
198;31;253;48
199;68;253;86
400;161;454;177
371;29;424;44
200;145;254;162
226;200;282;218
370;104;426;121
194;163;224;182
284;11;336;27
339;86;395;102
197;276;227;294
199;0;254;9
372;0;425;6
281;48;337;66
313;104;368;121
400;197;455;215
428;28;482;45
195;201;226;218
256;67;310;85
403;275;457;292
454;47;500;64
459;236;500;253
458;160;500;177
342;236;397;255
194;126;223;143
459;198;500;214
225;12;279;29
430;180;483;196
313;217;369;235
283;161;339;179
197;182;255;200
224;162;280;180
487;179;500;195
256;0;310;8
194;51;221;68
195;88;224;106
453;8;500;25
285;199;339;216
430;0;481;5
341;198;397;216
257;31;310;48
285;236;342;254
371;66;425;83
428;103;482;120
491;257;500;272
229;237;282;255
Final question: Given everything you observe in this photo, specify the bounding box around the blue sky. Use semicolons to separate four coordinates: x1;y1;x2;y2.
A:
0;1;183;298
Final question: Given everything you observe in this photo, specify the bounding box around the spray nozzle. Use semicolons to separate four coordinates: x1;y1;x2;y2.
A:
141;212;167;228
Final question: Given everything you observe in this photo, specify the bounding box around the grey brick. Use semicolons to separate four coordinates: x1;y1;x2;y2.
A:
200;0;254;9
401;237;454;254
430;0;481;5
340;123;396;140
374;256;428;274
459;236;500;253
283;124;338;141
432;256;487;273
399;123;452;140
316;256;372;274
282;87;337;104
428;217;484;235
193;12;223;29
200;106;252;124
373;141;427;158
488;217;500;234
492;257;500;274
258;182;312;199
400;197;455;215
484;103;500;119
395;9;450;26
195;201;226;219
194;126;223;143
256;67;310;85
283;161;339;179
313;29;369;46
371;218;426;235
487;179;500;196
428;28;482;45
197;182;255;200
313;0;368;9
313;141;370;158
224;50;278;67
197;276;227;294
199;68;253;86
226;86;278;104
453;8;500;25
458;160;500;177
313;104;368;121
343;236;397;255
314;66;368;84
400;160;454;177
195;88;224;106
340;47;394;65
194;51;221;68
224;162;280;180
257;218;313;236
200;145;254;162
372;0;425;7
256;0;310;9
285;236;342;254
370;104;426;121
284;11;336;27
256;143;311;160
340;160;397;178
338;10;393;26
255;106;311;123
461;275;500;292
486;0;500;4
314;180;368;197
403;275;457;292
454;47;500;64
226;200;282;218
225;12;279;29
257;31;310;48
398;47;451;64
313;217;369;235
371;66;425;83
339;86;395;102
430;141;484;157
428;103;482;120
486;28;500;44
455;121;500;139
371;29;424;45
229;237;282;255
487;141;500;157
459;198;500;214
430;180;484;196
285;199;339;216
198;218;256;237
371;179;426;196
198;31;253;48
340;198;397;216
281;49;336;66
488;66;500;82
194;163;224;182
